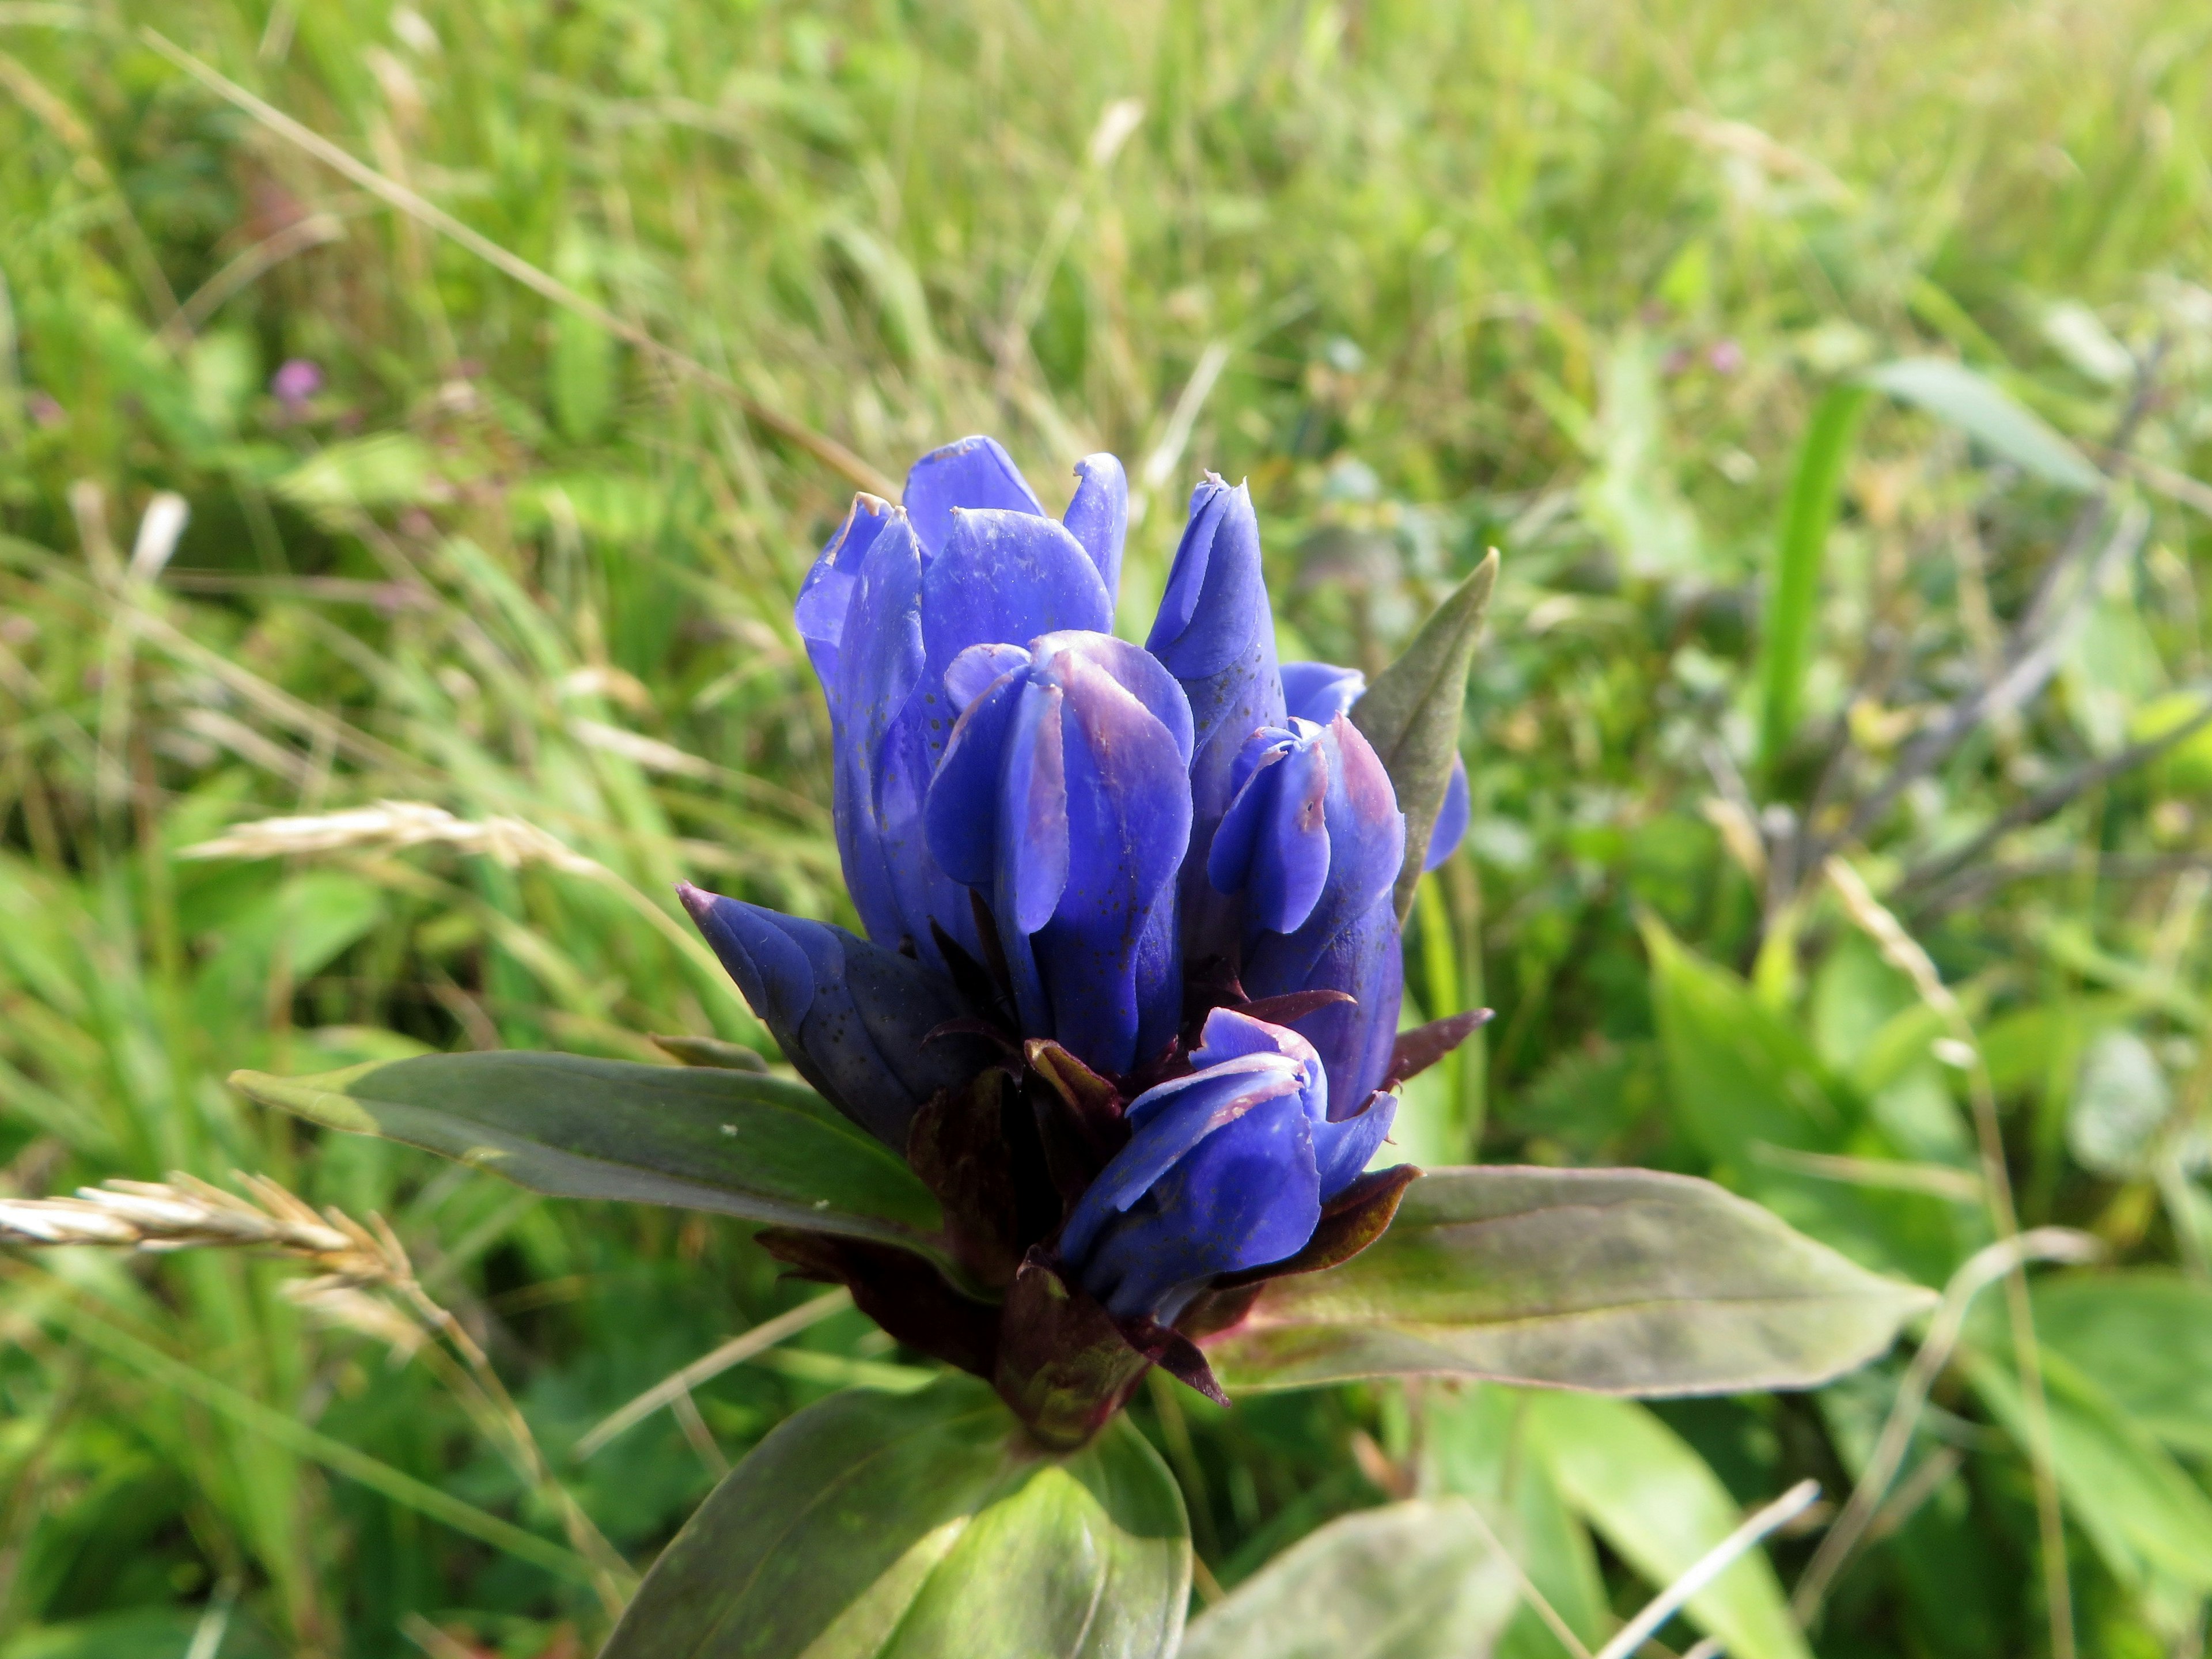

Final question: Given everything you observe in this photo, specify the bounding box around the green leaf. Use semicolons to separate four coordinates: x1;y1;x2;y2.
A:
2032;1271;2212;1458
1203;1165;1933;1396
1966;1345;2212;1601
1861;358;2101;493
600;1377;1189;1659
551;233;618;443
1179;1499;1518;1659
1756;383;1868;777
230;1051;948;1263
1351;550;1499;921
1643;916;1964;1284
271;432;444;522
1423;1384;1609;1656
1524;1392;1812;1659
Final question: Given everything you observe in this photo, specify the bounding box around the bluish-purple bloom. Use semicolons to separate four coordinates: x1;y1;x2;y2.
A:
690;433;1478;1372
1059;1009;1395;1322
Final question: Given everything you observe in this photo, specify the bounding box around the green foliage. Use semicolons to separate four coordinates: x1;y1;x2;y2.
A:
1207;1166;1931;1395
233;1051;949;1259
1179;1499;1516;1659
601;1378;1189;1659
2;0;2210;1654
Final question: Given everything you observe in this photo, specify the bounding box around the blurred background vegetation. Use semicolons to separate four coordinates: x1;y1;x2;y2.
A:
3;0;2211;1655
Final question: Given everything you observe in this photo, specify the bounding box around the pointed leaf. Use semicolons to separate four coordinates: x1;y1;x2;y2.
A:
232;1052;948;1264
1350;551;1498;921
1861;358;2100;492
1179;1499;1518;1659
1756;383;1869;776
1203;1165;1933;1395
1525;1393;1812;1659
600;1377;1190;1659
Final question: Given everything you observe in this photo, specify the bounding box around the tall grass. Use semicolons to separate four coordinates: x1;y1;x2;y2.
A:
3;1;2210;1654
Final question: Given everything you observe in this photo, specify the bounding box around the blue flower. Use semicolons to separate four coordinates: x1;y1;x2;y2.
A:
690;435;1483;1430
1057;1009;1396;1323
923;630;1193;1077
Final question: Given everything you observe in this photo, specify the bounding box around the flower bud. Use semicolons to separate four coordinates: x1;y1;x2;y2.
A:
925;631;1192;1077
679;885;990;1147
1281;657;1469;871
1215;714;1407;1107
1061;452;1129;601
791;450;1113;972
1057;1010;1396;1323
1146;478;1286;946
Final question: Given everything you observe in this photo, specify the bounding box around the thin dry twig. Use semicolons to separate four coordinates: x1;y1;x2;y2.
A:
1897;693;2212;905
575;1288;852;1459
1592;1479;1821;1659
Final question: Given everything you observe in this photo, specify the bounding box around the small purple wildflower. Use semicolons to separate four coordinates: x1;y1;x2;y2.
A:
271;358;324;410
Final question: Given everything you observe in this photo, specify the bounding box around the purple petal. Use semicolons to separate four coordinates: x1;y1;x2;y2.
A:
1003;679;1070;935
1063;1055;1305;1257
824;513;927;949
923;675;1023;888
1279;660;1366;724
903;435;1046;556
1078;1094;1321;1321
794;493;898;698
1031;645;1194;1071
1062;453;1129;600
917;508;1112;769
678;887;982;1146
1147;477;1268;681
1423;753;1471;871
944;642;1032;713
1312;1090;1399;1196
1208;722;1331;934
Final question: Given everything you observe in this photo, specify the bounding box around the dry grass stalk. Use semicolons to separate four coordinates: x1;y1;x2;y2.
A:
179;800;599;874
1;1171;637;1614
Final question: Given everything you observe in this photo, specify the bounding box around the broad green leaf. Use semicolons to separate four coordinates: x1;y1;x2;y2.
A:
601;1377;1188;1659
231;1051;948;1262
1756;382;1868;775
1351;550;1498;921
2033;1272;2212;1458
2066;1029;2171;1178
1861;358;2101;493
1644;915;1847;1162
1966;1346;2212;1601
1525;1393;1811;1659
271;432;445;523
1204;1165;1933;1396
1423;1384;1609;1657
1179;1499;1517;1659
1645;916;1964;1283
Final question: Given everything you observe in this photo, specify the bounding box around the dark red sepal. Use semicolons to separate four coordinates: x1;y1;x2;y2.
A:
1175;1282;1265;1344
756;1228;1001;1379
1228;988;1357;1027
1119;1315;1232;1407
1381;1009;1494;1092
1024;1039;1130;1204
994;1249;1156;1450
906;1071;1024;1287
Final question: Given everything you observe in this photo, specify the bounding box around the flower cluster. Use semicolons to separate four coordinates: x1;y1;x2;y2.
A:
683;436;1476;1444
